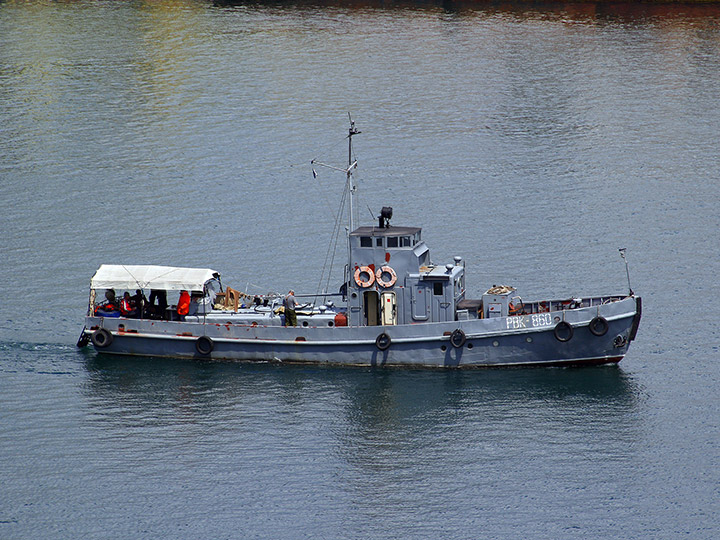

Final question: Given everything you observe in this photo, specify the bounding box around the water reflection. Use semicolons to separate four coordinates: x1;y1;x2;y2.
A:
84;355;640;427
83;355;644;518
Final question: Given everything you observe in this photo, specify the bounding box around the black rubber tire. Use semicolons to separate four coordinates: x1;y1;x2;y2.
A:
450;328;466;348
589;316;609;337
553;321;574;342
195;335;214;355
91;328;113;348
375;332;391;351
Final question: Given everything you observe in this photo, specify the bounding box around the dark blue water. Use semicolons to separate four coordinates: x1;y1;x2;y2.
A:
1;1;719;538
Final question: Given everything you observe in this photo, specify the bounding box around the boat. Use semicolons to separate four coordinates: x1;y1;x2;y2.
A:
77;119;641;367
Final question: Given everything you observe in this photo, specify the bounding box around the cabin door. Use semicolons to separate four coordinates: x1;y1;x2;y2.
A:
411;283;430;321
364;290;380;326
381;292;397;325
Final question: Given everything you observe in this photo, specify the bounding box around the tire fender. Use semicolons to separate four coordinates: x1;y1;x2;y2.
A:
589;316;609;337
450;328;466;348
91;328;113;348
375;332;391;351
195;335;214;355
554;321;574;342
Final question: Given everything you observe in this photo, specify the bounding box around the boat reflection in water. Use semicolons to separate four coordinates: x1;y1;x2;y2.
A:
83;354;640;427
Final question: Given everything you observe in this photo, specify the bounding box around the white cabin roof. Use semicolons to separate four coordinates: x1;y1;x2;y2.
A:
90;265;219;292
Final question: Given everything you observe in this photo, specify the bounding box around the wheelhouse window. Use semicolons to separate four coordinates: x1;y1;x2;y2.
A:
434;282;444;296
387;237;399;248
376;237;383;247
402;236;411;247
360;237;372;247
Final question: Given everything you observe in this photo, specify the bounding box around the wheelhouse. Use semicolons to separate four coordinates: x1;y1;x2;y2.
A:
347;223;466;327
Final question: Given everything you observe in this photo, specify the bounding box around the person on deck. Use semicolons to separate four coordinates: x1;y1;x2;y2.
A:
148;289;168;319
132;289;147;318
95;289;119;315
120;292;138;318
177;290;191;320
284;290;298;327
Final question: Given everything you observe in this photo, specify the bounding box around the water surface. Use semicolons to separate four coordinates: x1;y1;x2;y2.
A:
1;1;719;538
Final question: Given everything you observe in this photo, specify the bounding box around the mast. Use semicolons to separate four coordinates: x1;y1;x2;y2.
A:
309;117;360;316
347;115;360;232
346;117;360;323
309;116;359;233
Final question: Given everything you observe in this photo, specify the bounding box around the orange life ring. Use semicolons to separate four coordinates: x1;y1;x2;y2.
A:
375;266;397;288
354;266;375;288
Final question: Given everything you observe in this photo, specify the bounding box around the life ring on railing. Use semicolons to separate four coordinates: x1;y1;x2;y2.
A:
91;328;113;348
354;266;375;288
195;336;214;355
375;266;397;288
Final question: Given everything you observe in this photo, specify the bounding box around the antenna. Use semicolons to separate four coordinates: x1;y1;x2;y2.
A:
618;248;634;296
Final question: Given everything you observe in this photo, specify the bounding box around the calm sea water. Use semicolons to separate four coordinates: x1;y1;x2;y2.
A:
1;1;719;538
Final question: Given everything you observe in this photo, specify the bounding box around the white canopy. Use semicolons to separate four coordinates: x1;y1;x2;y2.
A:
90;265;219;293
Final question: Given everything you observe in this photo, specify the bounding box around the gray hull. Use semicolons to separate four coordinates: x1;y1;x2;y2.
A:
83;296;640;368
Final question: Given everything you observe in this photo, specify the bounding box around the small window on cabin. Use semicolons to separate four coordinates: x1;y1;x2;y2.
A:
360;237;372;247
387;237;399;248
402;236;411;247
376;237;383;247
433;282;444;296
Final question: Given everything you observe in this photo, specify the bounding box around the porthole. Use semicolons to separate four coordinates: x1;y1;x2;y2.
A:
302;321;309;327
526;336;533;343
441;345;447;352
492;340;499;347
328;321;334;327
467;343;473;349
